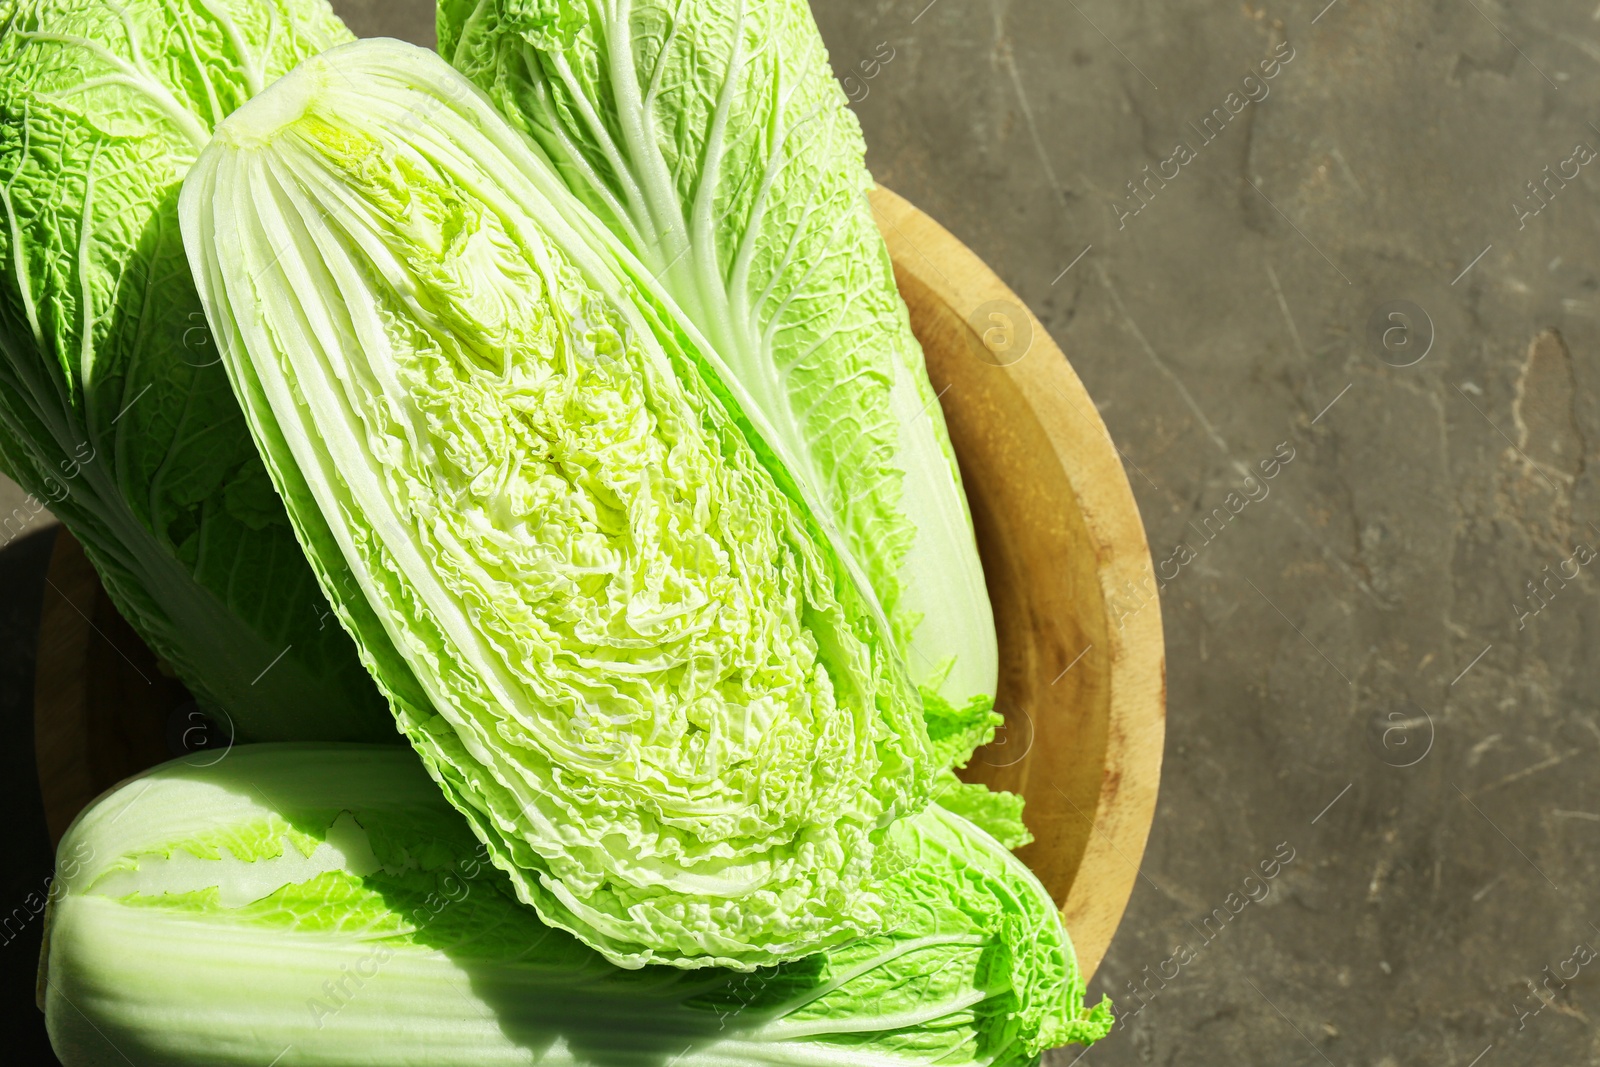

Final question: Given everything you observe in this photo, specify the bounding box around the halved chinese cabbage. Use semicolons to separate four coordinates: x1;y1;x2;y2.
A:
438;0;999;716
43;745;1111;1065
180;38;930;970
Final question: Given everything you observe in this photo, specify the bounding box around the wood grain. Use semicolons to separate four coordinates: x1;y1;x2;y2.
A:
32;188;1165;984
33;530;185;844
870;186;1165;980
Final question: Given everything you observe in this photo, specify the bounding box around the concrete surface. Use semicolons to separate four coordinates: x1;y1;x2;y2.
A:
3;1;1596;1064
798;2;1600;1065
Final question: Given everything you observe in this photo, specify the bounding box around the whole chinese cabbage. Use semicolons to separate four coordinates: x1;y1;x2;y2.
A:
0;0;392;740
438;0;999;718
43;745;1111;1065
180;39;930;971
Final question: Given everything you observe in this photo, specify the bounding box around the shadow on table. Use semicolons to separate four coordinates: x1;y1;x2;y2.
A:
0;526;64;1066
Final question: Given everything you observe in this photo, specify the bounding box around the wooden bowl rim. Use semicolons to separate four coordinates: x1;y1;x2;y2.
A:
870;186;1165;980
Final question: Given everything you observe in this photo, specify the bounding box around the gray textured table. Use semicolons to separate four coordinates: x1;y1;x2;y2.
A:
4;1;1595;1064
793;4;1600;1066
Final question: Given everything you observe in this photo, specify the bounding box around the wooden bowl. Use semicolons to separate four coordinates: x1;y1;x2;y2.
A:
33;187;1164;982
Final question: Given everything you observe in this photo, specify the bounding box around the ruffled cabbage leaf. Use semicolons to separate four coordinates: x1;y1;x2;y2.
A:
43;744;1110;1065
0;0;391;740
438;0;999;717
926;697;1029;850
180;38;932;971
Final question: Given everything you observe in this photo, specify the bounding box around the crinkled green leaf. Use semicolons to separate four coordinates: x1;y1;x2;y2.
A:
933;775;1032;851
921;685;1031;848
923;686;1004;772
173;813;327;862
46;744;1109;1064
439;0;999;710
180;39;932;971
0;0;391;741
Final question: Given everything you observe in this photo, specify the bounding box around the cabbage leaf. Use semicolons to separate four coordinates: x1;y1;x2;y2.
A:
44;744;1110;1065
180;38;932;971
0;0;391;740
438;0;999;715
925;696;1030;850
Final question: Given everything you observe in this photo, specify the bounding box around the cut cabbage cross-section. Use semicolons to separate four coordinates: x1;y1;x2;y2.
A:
180;38;930;971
